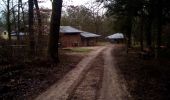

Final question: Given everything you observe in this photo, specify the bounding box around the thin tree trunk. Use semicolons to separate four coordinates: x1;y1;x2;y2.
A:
140;16;144;51
155;0;162;58
34;0;43;55
17;0;21;41
12;0;17;31
127;16;132;48
7;0;11;41
28;0;35;56
48;0;63;62
146;18;152;49
21;2;25;28
146;0;155;49
7;0;12;60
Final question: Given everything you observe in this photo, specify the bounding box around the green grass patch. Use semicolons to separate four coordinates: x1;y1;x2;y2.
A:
63;47;92;53
97;42;110;46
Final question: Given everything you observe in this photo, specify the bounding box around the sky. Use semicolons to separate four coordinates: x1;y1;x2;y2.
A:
0;0;101;11
0;0;95;10
40;0;96;9
39;0;106;15
64;0;92;6
0;0;105;17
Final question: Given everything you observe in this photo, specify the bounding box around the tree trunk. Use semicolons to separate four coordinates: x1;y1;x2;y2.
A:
7;0;11;41
140;16;144;51
126;16;132;48
34;0;43;55
146;0;155;49
21;3;25;28
17;0;21;41
146;18;152;49
28;0;35;56
48;0;63;62
12;0;17;31
155;0;162;58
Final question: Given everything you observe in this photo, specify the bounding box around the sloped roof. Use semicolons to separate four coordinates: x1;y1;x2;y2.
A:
80;31;101;38
106;33;124;39
60;26;83;33
11;31;26;36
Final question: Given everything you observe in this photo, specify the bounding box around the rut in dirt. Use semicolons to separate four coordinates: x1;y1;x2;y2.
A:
35;46;106;100
69;53;104;100
69;45;132;100
99;45;132;100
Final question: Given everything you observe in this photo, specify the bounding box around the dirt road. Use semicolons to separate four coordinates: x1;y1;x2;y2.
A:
35;46;106;100
99;45;131;100
35;45;131;100
69;53;104;100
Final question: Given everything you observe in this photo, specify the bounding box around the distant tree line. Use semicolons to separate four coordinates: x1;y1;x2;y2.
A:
60;3;114;36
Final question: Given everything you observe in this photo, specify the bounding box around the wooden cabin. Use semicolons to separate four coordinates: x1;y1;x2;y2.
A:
59;26;83;47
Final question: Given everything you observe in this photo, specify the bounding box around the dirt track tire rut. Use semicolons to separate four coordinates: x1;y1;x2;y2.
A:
68;53;104;100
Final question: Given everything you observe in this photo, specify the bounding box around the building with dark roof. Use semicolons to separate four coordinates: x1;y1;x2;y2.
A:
59;26;83;47
80;32;101;46
59;26;101;47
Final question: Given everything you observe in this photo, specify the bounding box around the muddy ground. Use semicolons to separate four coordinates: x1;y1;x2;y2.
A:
112;44;170;100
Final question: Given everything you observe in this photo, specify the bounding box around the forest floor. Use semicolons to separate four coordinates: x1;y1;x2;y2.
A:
112;44;170;100
0;47;90;100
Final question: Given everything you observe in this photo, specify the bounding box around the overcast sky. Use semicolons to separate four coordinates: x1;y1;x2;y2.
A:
40;0;96;9
39;0;105;15
0;0;99;11
65;0;92;6
0;0;105;17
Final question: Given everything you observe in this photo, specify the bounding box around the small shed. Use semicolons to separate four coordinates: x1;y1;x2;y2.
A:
0;28;27;40
106;33;124;43
11;31;28;40
59;26;83;47
80;32;101;46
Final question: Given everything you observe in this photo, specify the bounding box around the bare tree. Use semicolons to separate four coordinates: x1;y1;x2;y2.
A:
86;1;104;33
28;0;35;55
140;16;144;51
21;2;26;28
12;0;17;31
17;0;22;41
34;0;43;55
34;0;42;37
7;0;11;41
48;0;63;62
